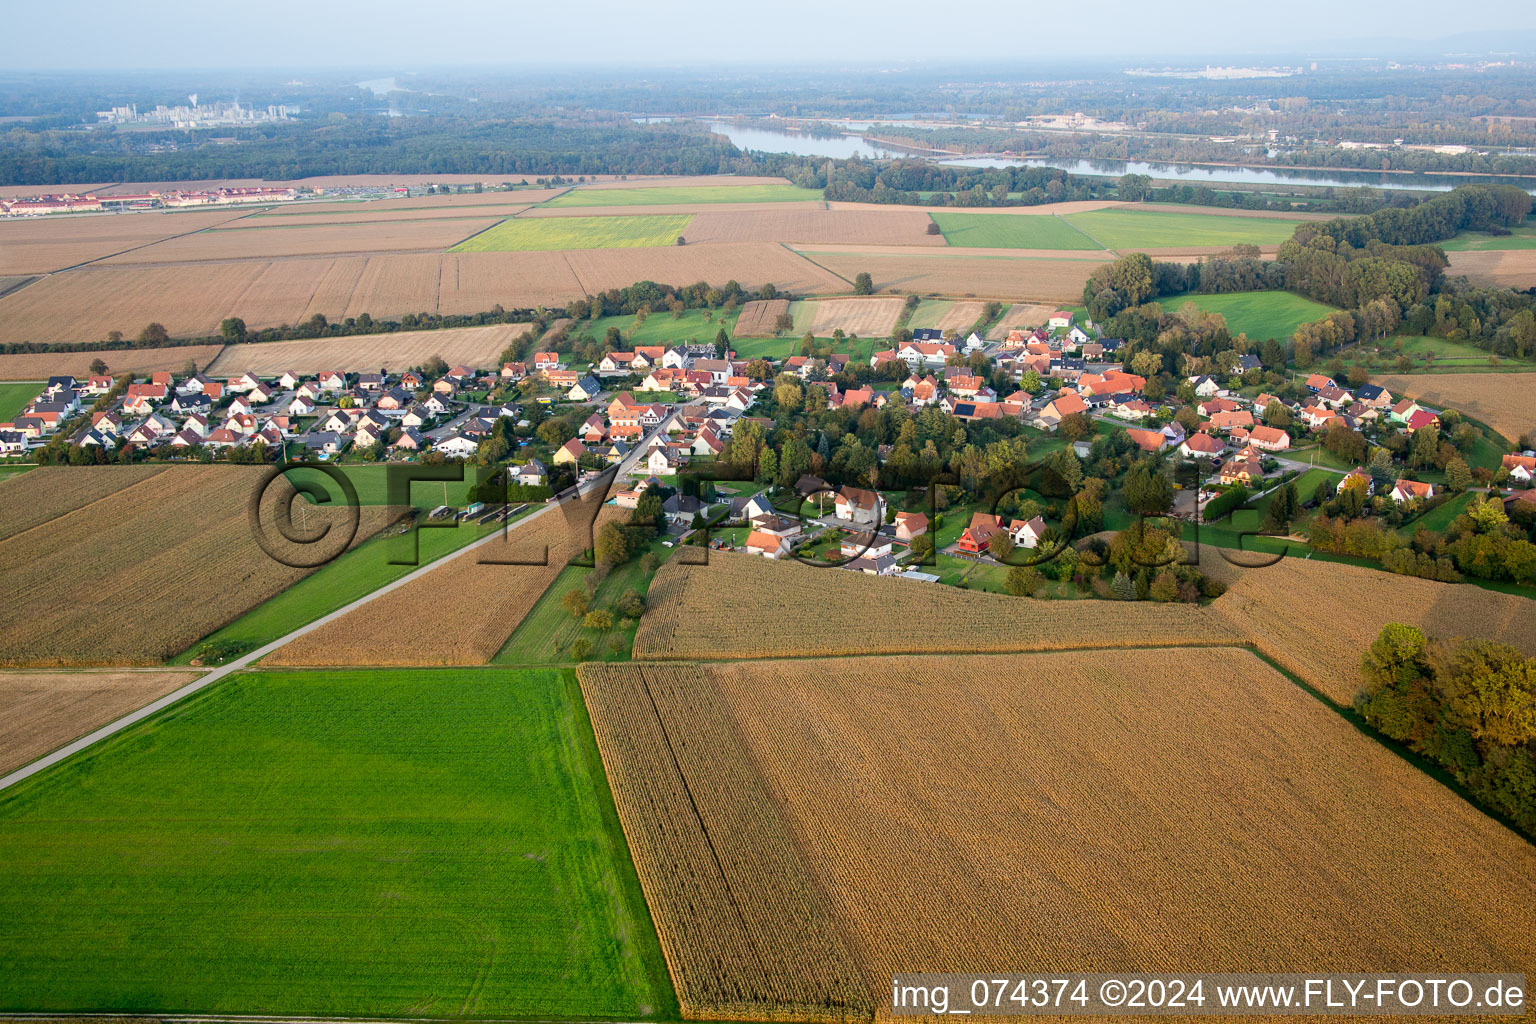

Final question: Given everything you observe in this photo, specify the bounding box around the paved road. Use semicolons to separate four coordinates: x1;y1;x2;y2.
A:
0;408;676;796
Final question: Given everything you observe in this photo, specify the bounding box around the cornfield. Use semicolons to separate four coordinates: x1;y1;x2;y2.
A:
268;493;620;667
1212;556;1536;705
632;552;1239;660
581;652;1536;1022
580;662;872;1021
0;466;399;666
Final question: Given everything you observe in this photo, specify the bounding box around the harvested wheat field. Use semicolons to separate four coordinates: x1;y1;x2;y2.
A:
0;344;224;380
986;301;1058;339
0;466;402;666
0;210;251;275
267;494;620;667
583;651;1536;1022
563;243;845;298
801;249;1109;302
634;552;1236;660
207;322;530;375
102;217;499;264
0;669;201;775
1213;557;1536;705
681;208;944;247
912;299;988;334
801;296;906;336
733;298;791;337
1448;250;1536;288
1375;372;1536;445
434;252;587;313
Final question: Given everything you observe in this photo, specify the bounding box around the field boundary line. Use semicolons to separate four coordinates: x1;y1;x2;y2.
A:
1057;213;1115;255
0;413;675;796
0;275;39;301
444;217;514;251
780;243;852;287
634;637;1248;664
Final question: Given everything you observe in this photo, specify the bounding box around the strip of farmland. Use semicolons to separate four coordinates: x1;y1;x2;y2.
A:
206;322;531;375
581;652;1536;1022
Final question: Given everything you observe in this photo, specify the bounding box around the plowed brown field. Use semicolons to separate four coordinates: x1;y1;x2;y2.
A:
1374;371;1536;445
1448;250;1536;288
582;651;1536;1022
682;208;944;247
800;249;1108;301
0;669;201;775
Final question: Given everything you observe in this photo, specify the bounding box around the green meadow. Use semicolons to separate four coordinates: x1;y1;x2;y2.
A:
451;214;693;251
1165;290;1338;341
0;667;674;1019
0;381;39;422
1064;208;1302;250
930;212;1101;250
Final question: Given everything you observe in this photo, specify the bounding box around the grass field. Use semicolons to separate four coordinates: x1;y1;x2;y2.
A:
0;667;674;1018
1349;334;1534;373
1168;290;1337;341
0;381;38;422
282;464;472;509
728;335;795;360
451;215;693;252
930;212;1101;250
1440;217;1536;251
583;308;740;347
543;185;822;208
494;539;671;665
1063;208;1302;250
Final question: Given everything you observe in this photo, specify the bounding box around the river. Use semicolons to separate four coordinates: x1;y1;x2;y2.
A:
702;120;1536;194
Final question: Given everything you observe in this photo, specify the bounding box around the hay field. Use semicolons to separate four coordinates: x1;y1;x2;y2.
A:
633;553;1237;660
0;466;402;666
800;296;906;336
733;299;792;337
800;249;1108;301
0;210;251;275
207;322;531;375
0;344;224;380
563;243;846;298
986;302;1057;339
0;669;200;775
267;494;620;667
1448;250;1536;288
1375;371;1536;444
102;218;500;263
583;652;1536;1022
450;215;692;252
681;208;944;247
1212;557;1536;705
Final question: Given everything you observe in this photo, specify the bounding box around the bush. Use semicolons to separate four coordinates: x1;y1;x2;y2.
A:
584;609;614;630
569;637;593;660
617;590;646;618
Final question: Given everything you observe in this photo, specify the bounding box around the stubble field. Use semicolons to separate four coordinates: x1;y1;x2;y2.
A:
0;467;402;666
799;296;907;337
0;344;225;380
206;322;531;375
0;669;201;775
1447;250;1536;289
798;248;1108;301
633;553;1238;659
0;210;252;275
1374;371;1536;445
582;651;1536;1021
101;218;502;263
985;302;1058;339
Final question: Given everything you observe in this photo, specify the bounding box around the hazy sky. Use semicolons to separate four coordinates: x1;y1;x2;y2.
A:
6;0;1536;70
